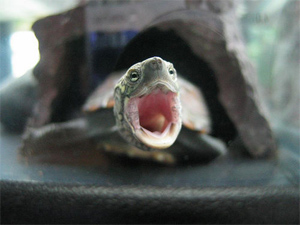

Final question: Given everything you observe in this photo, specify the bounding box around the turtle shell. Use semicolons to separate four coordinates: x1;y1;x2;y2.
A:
83;70;211;134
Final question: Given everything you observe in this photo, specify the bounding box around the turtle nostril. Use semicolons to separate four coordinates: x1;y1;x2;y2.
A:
156;58;162;64
150;58;162;70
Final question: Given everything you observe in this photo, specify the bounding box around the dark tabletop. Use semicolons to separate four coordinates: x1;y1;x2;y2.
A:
1;124;299;188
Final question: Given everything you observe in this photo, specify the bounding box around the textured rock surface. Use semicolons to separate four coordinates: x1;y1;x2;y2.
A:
30;6;87;126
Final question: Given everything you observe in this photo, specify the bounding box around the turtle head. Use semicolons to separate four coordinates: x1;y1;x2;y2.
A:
113;57;182;150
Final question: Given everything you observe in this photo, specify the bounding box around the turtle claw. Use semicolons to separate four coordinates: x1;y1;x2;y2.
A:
20;128;39;156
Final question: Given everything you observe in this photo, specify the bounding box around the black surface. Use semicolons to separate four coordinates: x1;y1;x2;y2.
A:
1;125;300;223
1;181;299;224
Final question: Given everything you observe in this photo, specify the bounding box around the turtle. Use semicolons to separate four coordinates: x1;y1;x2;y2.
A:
21;57;226;165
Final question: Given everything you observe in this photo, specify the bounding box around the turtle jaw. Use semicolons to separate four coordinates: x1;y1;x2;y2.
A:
125;87;182;150
135;122;181;149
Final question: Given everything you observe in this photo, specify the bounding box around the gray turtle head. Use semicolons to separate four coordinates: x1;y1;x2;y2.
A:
113;57;182;150
125;57;179;97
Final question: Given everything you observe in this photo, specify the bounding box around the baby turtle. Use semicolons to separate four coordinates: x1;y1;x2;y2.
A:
21;57;226;165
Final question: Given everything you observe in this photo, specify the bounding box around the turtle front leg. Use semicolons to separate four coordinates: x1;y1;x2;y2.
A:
21;109;116;156
172;127;227;164
20;118;91;156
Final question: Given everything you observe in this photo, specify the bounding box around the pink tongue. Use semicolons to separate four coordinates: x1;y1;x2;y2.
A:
140;113;166;133
138;90;173;133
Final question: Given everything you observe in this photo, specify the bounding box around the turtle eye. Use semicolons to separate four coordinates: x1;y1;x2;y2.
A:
168;68;176;79
130;71;139;82
169;69;175;75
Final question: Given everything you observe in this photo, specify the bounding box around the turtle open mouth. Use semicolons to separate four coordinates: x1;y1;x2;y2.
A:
125;86;182;149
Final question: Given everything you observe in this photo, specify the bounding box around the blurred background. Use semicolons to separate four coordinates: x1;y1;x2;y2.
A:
239;0;299;153
0;0;81;81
